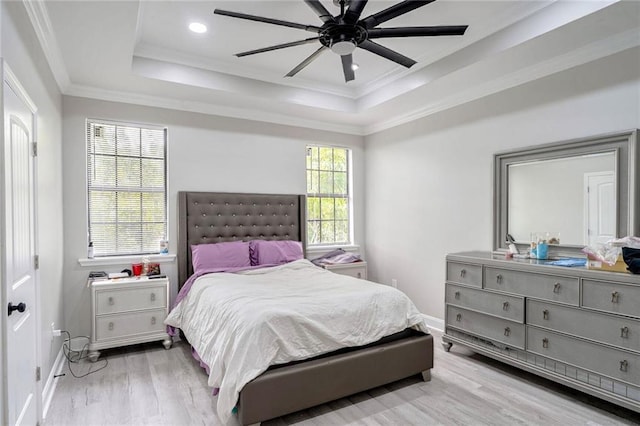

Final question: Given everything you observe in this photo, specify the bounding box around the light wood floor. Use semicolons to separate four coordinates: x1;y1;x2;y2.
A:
45;330;639;425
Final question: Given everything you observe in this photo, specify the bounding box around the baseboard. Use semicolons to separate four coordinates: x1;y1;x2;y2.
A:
423;314;444;333
42;345;65;420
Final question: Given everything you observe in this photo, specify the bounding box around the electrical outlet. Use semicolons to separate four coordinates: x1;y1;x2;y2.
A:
391;278;398;288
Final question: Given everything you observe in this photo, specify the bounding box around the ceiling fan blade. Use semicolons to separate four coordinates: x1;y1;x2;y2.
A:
358;40;416;68
360;0;435;29
341;54;355;82
214;9;321;33
236;38;320;57
303;0;335;23
343;0;368;25
367;26;468;39
285;46;328;77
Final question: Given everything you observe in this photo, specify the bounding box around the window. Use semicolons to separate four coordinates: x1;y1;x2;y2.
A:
87;120;167;256
306;145;351;245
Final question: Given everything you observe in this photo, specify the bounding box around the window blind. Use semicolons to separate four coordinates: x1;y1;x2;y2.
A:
87;120;167;256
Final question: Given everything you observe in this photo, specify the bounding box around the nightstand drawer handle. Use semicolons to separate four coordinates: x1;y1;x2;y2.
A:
620;360;628;372
504;327;511;337
543;310;549;320
502;301;509;311
357;272;361;278
621;326;629;339
454;291;461;300
108;322;114;331
459;269;466;278
151;317;156;325
542;338;549;349
553;283;561;293
611;291;620;303
108;297;114;306
496;274;503;284
456;313;462;322
150;293;156;302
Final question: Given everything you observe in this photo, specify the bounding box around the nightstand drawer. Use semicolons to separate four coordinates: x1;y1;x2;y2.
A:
485;267;579;305
95;309;167;341
323;262;367;279
447;262;482;288
446;284;524;323
446;305;525;349
95;285;167;315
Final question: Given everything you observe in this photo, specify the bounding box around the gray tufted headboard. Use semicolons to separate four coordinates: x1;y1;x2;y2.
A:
177;191;306;287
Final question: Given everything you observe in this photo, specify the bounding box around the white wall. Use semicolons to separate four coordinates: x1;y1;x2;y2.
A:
364;47;640;322
1;0;64;413
62;97;365;337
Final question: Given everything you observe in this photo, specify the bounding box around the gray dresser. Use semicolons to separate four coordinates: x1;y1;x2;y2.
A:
443;251;640;413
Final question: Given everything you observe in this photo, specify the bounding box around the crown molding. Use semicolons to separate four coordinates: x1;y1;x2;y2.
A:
64;84;366;136
364;27;640;135
22;0;70;92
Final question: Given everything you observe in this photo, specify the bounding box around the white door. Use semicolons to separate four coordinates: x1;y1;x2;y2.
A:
2;67;39;426
584;171;616;247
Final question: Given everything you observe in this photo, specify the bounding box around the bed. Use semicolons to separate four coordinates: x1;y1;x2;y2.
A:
172;191;434;425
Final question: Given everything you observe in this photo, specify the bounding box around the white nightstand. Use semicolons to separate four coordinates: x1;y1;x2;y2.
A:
88;276;172;361
323;261;367;279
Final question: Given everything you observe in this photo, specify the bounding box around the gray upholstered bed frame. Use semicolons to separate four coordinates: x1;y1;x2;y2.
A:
177;191;434;425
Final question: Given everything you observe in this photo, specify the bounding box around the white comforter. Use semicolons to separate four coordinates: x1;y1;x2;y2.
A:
165;259;429;423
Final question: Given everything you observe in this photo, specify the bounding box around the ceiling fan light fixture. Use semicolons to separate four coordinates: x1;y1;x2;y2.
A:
351;63;359;71
331;40;356;56
189;22;207;34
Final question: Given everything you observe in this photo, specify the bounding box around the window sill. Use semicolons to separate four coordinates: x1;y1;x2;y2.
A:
306;244;361;258
78;254;176;267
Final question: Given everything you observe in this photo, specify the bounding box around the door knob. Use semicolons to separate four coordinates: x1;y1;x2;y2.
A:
7;302;26;316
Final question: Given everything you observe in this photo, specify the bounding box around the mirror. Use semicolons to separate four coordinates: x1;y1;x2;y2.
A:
494;130;639;255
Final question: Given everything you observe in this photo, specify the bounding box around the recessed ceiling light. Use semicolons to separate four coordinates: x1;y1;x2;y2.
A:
351;63;359;71
189;22;207;34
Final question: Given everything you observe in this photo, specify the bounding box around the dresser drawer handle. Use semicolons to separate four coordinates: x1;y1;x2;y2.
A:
502;301;509;311
542;338;549;349
108;322;114;331
543;309;549;320
621;326;629;339
611;291;620;303
504;327;511;337
459;269;466;278
108;297;114;306
553;283;561;294
456;313;462;322
150;293;156;302
620;360;628;372
151;317;156;325
496;274;503;284
454;291;461;300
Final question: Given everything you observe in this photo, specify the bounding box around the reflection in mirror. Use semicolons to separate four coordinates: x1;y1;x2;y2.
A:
508;152;616;246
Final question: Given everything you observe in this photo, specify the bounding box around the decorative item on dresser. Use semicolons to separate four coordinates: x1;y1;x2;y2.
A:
322;261;368;279
443;251;640;413
88;276;172;362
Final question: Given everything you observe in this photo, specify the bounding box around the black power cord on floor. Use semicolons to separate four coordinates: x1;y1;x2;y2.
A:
61;331;108;378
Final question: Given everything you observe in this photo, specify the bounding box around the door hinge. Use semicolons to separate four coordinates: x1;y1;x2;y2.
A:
36;366;41;381
34;255;39;270
32;141;38;157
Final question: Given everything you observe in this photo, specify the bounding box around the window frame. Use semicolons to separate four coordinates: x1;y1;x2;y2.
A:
86;118;168;257
305;144;353;247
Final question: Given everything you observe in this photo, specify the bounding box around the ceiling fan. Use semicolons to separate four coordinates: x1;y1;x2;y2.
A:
214;0;468;82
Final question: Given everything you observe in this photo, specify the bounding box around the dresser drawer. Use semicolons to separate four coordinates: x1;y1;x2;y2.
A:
447;262;482;288
95;285;167;315
95;309;167;341
484;267;579;305
445;284;524;323
582;280;640;318
446;305;525;349
527;326;640;385
527;299;640;353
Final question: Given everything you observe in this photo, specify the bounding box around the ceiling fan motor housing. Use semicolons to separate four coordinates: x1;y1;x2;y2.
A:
320;23;367;55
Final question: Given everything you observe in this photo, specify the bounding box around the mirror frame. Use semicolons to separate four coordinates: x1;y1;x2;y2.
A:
494;129;639;256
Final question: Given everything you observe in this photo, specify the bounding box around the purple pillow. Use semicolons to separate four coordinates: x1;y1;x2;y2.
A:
191;241;251;273
249;240;304;266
